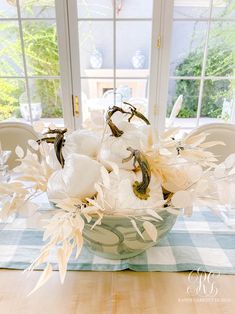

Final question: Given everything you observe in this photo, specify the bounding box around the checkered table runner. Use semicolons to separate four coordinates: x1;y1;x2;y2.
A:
0;203;235;274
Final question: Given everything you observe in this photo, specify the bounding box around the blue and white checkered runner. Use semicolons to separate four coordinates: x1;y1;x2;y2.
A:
0;204;235;274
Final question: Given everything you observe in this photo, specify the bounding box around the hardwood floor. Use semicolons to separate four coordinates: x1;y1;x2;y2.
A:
0;270;234;314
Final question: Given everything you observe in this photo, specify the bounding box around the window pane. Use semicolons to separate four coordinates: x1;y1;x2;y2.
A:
81;78;113;125
0;1;17;18
28;78;63;125
0;79;27;122
199;79;235;125
206;22;235;77
166;79;200;128
20;0;55;18
22;21;60;77
116;79;148;99
0;22;24;76
77;0;113;19
116;21;151;71
78;21;113;77
169;21;207;77
116;0;153;19
77;0;153;19
212;0;235;18
81;78;114;100
174;0;211;19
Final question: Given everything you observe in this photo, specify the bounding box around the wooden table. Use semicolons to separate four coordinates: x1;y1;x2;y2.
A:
0;270;234;314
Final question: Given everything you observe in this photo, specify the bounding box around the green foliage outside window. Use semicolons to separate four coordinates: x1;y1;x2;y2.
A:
0;19;62;121
171;46;235;118
169;2;235;119
23;21;62;118
0;78;23;120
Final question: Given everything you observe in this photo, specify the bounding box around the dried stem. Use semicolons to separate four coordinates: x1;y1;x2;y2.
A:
106;104;150;137
123;102;150;125
38;128;67;167
106;106;128;137
123;147;151;200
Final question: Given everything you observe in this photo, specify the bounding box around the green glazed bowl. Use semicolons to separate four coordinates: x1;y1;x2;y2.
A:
82;210;177;259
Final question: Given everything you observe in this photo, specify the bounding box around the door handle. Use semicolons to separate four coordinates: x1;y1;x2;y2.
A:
72;95;79;117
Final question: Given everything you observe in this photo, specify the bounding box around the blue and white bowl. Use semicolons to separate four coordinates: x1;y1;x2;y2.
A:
83;210;177;259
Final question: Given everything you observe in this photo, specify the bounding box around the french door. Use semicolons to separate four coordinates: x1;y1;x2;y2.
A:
56;0;173;131
1;1;234;131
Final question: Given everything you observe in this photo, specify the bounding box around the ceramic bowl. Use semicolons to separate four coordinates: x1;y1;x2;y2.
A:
82;210;177;259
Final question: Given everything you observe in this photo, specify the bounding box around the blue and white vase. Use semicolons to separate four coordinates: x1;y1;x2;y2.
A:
90;49;103;69
132;50;146;69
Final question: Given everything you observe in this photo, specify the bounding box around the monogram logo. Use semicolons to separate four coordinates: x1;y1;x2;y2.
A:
187;268;220;298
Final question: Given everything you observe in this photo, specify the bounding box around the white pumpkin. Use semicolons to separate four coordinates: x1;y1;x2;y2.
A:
47;153;102;201
63;129;101;159
98;121;151;170
98;169;164;213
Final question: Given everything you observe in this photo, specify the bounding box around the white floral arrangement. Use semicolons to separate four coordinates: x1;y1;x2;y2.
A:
1;103;235;293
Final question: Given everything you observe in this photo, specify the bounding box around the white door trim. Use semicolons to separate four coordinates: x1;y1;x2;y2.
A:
55;0;75;130
148;0;174;133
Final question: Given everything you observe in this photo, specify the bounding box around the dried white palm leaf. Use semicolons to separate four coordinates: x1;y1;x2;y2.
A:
161;127;180;140
199;140;225;149
130;219;144;239
57;240;73;284
28;139;39;151
33;120;45;133
162;164;203;193
224;154;235;169
166;95;183;128
171;190;193;208
15;145;25;158
184;132;209;147
28;263;53;296
143;221;158;242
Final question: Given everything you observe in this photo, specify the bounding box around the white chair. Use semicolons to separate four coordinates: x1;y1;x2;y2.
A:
187;123;235;163
0;122;39;169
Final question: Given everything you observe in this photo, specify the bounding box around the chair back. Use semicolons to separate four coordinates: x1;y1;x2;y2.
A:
0;122;39;169
187;123;235;163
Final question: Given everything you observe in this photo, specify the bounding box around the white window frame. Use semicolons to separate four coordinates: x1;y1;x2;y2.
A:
149;0;174;133
55;0;75;130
